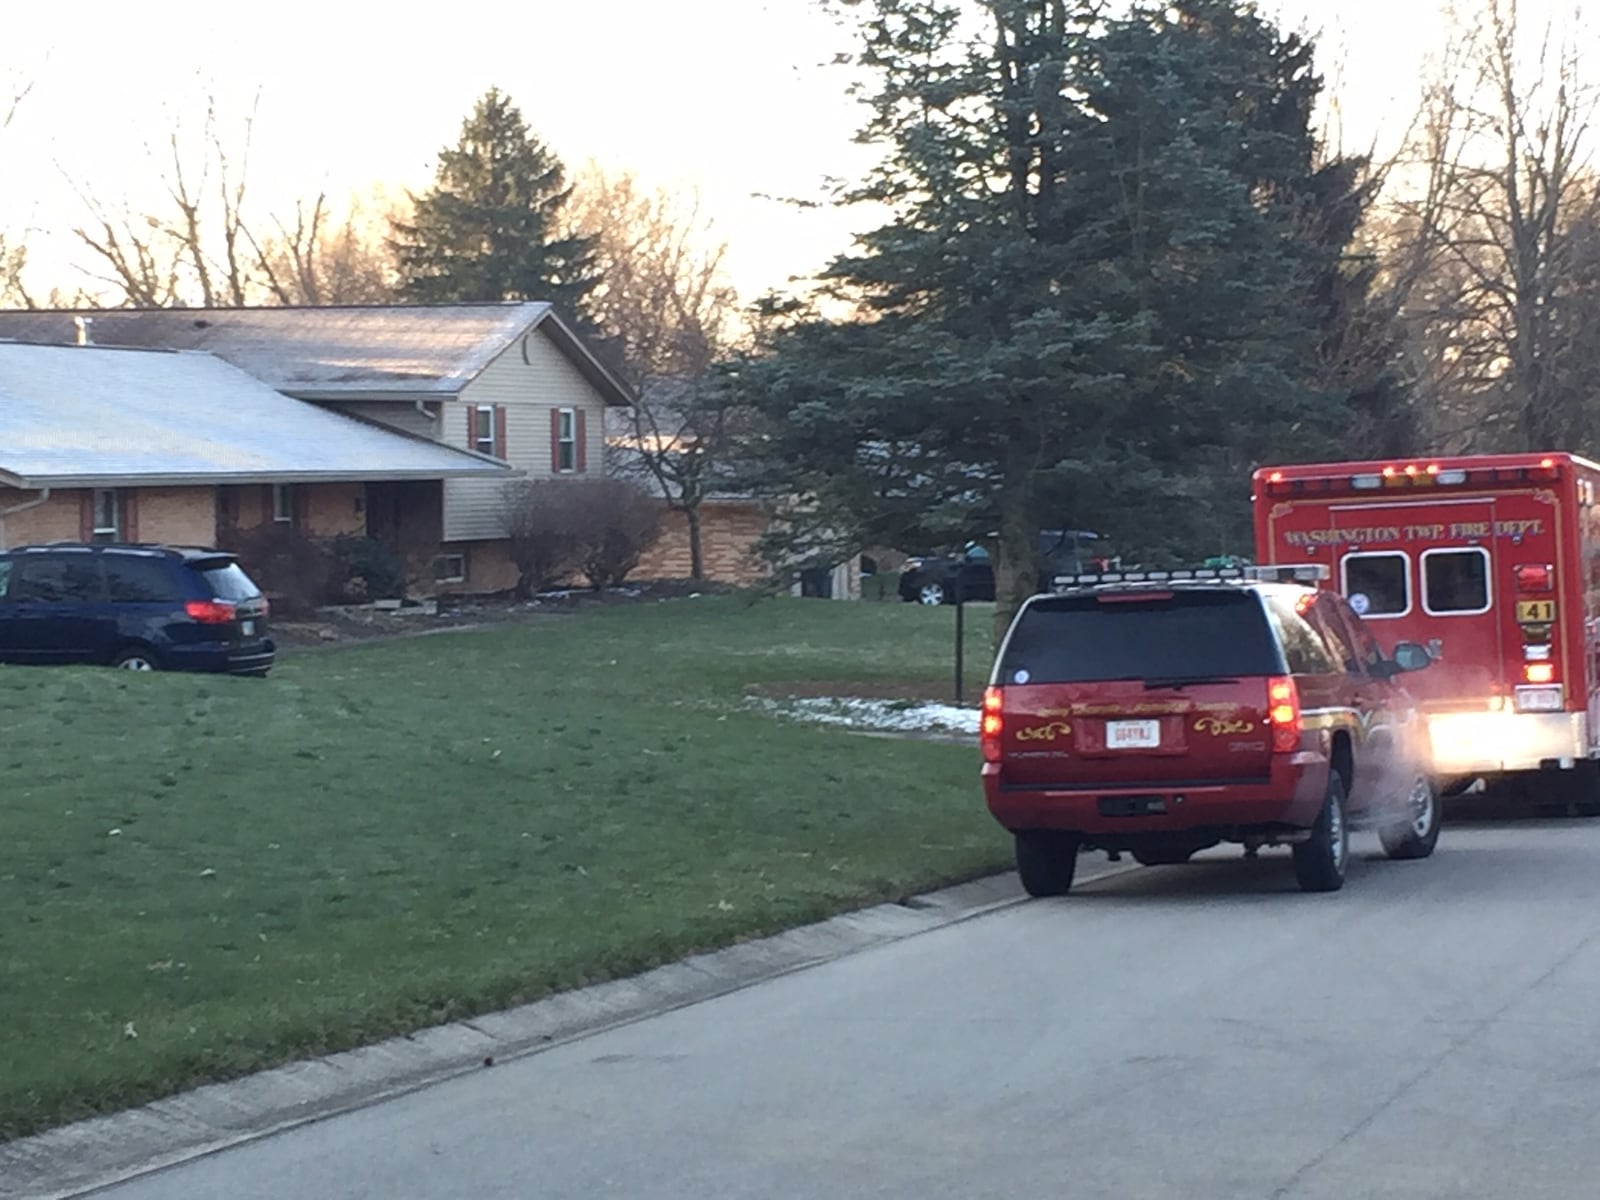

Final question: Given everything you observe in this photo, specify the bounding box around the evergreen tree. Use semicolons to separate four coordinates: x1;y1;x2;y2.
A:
391;88;598;319
749;0;1410;626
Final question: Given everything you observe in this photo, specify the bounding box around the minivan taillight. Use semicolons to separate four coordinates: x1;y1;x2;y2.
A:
981;687;1004;762
184;600;238;624
1268;676;1301;753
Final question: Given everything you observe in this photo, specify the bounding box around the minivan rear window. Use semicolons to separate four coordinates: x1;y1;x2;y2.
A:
193;561;260;601
998;590;1282;684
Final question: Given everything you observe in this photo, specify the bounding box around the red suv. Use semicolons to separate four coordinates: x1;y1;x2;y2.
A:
982;569;1439;895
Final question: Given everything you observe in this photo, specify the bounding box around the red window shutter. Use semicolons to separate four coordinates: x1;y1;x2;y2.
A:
550;408;561;471
260;485;273;525
293;486;309;534
494;405;508;459
576;410;588;473
122;491;140;543
466;406;476;450
79;492;93;541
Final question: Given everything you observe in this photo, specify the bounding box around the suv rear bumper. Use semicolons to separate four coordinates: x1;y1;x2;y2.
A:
983;751;1328;836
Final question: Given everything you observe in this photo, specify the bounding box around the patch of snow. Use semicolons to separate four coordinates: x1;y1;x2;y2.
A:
753;696;979;736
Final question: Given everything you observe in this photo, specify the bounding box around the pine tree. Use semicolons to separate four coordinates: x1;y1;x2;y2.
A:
391;88;598;320
749;0;1409;625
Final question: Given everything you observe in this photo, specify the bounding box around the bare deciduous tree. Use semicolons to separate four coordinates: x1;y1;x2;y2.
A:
68;95;399;309
1381;0;1600;452
564;165;740;384
71;95;258;307
565;166;753;579
1;74;35;306
250;188;403;305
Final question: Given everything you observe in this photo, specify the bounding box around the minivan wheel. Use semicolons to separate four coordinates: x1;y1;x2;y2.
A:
111;648;159;671
917;582;947;606
1379;772;1441;860
1293;774;1349;893
1014;830;1080;897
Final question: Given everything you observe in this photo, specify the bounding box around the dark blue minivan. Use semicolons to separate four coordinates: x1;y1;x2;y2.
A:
0;543;274;675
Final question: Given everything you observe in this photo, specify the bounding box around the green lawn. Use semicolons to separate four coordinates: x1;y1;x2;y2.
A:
0;596;1004;1140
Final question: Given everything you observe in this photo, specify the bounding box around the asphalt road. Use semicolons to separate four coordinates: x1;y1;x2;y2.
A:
92;815;1600;1200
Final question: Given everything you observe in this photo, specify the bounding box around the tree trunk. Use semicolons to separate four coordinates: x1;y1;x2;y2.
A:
685;505;705;580
992;503;1039;648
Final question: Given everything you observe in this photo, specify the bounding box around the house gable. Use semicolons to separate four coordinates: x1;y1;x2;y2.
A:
442;326;613;542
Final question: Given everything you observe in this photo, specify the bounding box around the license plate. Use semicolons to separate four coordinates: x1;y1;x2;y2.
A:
241;620;256;637
1107;719;1160;749
1517;599;1556;623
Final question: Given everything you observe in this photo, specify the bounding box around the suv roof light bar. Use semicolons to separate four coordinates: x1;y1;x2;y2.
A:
1247;564;1331;584
1050;563;1330;594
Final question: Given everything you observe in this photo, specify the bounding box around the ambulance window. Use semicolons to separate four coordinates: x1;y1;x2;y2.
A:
1341;552;1409;617
1422;548;1491;615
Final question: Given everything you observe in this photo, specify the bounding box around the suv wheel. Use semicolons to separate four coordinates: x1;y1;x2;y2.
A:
111;647;159;671
1014;831;1080;897
1293;774;1349;893
917;582;947;606
1379;771;1441;860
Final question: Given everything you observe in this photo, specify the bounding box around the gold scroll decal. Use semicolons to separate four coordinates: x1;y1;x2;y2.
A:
1015;722;1073;742
1194;717;1256;736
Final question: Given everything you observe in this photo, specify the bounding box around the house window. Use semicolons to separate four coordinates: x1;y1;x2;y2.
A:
474;406;497;456
434;553;467;584
557;408;577;472
92;489;120;543
272;484;294;524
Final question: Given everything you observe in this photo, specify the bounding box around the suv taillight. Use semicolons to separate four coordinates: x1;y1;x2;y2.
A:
1268;676;1301;753
185;600;238;624
981;687;1004;762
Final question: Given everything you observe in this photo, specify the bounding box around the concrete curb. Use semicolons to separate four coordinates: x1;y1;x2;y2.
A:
0;862;1130;1200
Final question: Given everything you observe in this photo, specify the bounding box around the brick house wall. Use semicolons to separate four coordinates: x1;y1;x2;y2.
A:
632;500;770;585
0;486;216;549
0;483;366;553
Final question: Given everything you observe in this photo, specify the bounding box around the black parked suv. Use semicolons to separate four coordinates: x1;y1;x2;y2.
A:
0;543;274;675
899;530;1104;605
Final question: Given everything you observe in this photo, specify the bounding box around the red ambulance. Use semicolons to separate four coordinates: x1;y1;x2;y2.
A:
1253;452;1600;812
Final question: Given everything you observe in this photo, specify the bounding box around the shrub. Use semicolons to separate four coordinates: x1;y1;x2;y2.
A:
576;481;662;589
217;525;336;617
502;479;663;597
328;535;406;602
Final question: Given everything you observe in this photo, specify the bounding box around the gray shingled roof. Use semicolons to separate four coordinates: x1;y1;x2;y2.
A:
0;303;633;405
0;341;516;488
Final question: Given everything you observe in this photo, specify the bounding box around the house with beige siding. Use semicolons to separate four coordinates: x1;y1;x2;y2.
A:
0;303;632;593
0;342;509;573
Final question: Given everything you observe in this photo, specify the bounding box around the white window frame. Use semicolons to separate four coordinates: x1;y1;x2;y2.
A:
434;553;467;584
1420;546;1493;616
1340;550;1411;619
272;484;294;524
92;489;121;542
474;406;497;456
557;407;577;473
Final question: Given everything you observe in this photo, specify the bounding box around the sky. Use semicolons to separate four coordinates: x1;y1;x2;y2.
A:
0;0;1575;306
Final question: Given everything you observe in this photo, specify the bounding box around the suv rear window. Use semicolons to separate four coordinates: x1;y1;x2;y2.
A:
191;560;260;601
999;589;1282;684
